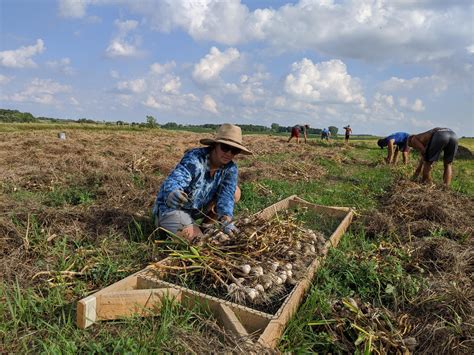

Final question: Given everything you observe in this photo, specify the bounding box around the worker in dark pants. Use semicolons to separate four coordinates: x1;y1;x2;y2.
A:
407;128;458;186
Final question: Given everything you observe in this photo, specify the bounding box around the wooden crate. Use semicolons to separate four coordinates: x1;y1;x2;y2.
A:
77;195;353;348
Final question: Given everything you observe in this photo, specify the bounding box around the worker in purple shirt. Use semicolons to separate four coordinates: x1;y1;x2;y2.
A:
153;124;252;243
377;132;410;164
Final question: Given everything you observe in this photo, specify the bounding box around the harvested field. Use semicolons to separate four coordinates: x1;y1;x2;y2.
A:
363;181;474;354
1;126;473;353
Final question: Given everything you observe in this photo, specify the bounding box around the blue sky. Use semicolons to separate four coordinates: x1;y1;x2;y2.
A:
1;0;473;136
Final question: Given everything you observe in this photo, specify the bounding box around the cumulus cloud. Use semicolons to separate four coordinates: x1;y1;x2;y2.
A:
284;58;365;106
162;77;181;94
381;75;448;95
202;95;219;113
0;39;45;68
192;47;240;83
46;57;74;75
58;0;90;18
8;78;71;104
399;97;425;112
116;78;146;93
150;61;176;75
0;74;13;85
105;19;141;58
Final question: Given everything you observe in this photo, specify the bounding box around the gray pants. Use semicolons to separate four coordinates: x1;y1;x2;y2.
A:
155;210;196;235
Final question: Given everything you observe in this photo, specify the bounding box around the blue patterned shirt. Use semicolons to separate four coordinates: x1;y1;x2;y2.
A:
153;147;238;220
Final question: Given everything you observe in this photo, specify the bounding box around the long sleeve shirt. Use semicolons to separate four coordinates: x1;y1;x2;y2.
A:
152;147;238;220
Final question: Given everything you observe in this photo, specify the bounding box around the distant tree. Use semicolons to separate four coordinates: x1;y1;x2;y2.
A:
271;123;280;132
146;115;158;128
328;126;338;137
116;120;124;126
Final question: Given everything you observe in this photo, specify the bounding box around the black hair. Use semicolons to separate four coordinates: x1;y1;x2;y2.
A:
377;138;386;149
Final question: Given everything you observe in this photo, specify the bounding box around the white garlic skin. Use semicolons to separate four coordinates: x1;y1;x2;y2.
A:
284;263;293;271
240;264;251;275
275;276;283;285
255;284;265;293
252;266;264;277
245;287;258;301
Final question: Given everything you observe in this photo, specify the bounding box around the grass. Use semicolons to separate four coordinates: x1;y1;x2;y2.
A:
1;127;473;352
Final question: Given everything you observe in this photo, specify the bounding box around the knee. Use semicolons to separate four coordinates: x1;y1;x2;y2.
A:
234;185;241;203
178;224;202;242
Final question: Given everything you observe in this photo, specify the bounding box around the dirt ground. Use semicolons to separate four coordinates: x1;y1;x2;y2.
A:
363;180;474;353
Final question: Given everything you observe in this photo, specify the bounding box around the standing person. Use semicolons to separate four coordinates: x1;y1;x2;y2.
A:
152;123;252;243
288;124;309;144
407;128;458;186
343;125;352;144
377;132;410;165
321;127;331;141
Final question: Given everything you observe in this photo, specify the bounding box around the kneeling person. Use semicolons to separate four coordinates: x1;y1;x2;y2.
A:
407;128;458;186
152;124;252;242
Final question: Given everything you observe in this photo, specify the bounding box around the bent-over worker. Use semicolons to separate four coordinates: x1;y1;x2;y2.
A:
377;132;410;164
407;128;458;186
288;124;309;144
152;123;252;242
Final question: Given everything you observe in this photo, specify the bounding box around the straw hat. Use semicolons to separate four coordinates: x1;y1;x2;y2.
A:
200;123;253;155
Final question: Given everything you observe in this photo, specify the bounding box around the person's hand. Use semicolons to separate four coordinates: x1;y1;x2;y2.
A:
166;190;188;209
222;220;239;236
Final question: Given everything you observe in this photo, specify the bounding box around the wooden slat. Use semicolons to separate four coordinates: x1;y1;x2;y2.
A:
96;288;181;320
77;271;140;328
258;257;322;348
215;303;249;337
328;209;353;247
180;291;270;335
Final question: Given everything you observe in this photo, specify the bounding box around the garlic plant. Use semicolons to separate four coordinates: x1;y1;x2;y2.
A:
152;208;330;310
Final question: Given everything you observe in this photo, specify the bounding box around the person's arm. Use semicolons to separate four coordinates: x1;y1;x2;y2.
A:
385;139;394;163
215;165;238;219
409;135;426;156
392;147;399;164
413;157;424;180
160;155;195;208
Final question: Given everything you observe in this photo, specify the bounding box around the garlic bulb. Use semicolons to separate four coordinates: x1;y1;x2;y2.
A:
255;284;265;293
270;261;279;272
252;266;264;277
245;287;258;301
239;264;251;275
275;276;283;285
284;263;293;271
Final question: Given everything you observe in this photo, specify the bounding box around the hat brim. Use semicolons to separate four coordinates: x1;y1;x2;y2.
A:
200;138;253;155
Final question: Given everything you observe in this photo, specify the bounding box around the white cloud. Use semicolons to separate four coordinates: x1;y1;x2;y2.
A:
399;97;425;112
8;78;71;104
0;39;45;68
381;75;448;94
284;58;365;106
105;19;141;58
162;77;181;94
70;97;79;105
150;61;176;75
58;0;90;18
143;96;161;109
116;78;146;93
202;95;218;113
467;45;474;54
46;57;74;75
192;47;240;83
0;74;13;85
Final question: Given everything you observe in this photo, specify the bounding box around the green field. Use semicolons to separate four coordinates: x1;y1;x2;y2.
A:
1;124;473;353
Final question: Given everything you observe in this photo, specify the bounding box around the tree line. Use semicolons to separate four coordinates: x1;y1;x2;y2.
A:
1;109;344;135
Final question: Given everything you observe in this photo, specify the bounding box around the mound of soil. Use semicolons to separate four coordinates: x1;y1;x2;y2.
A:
364;180;474;240
362;180;474;353
456;145;473;160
